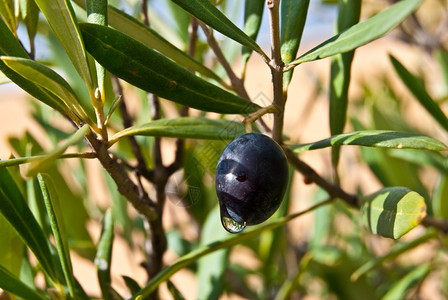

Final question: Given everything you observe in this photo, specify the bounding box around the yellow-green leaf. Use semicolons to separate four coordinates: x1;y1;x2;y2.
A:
34;0;93;87
361;187;427;239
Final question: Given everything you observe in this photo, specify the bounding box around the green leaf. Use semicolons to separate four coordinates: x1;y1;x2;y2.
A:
432;175;448;220
197;206;230;299
361;187;427;239
390;55;448;132
382;263;431;300
0;17;27;57
26;124;89;177
86;0;107;98
0;213;23;278
0;264;47;300
0;18;76;116
171;0;267;60
242;0;265;66
104;5;222;83
122;276;141;295
0;152;96;169
387;148;448;175
133;199;331;298
292;130;447;153
103;171;132;246
33;0;92;87
95;210;114;300
167;0;191;45
9;132;96;259
435;48;448;94
0;56;78;120
20;0;39;56
0;167;58;283
80;23;258;114
1;56;92;124
108;117;246;147
329;0;361;169
288;0;423;67
37;173;75;297
167;280;186;300
0;0;17;34
281;0;310;89
0;70;10;84
351;229;437;281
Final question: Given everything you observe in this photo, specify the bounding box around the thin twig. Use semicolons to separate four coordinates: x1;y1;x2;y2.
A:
198;21;250;100
111;76;147;169
141;0;150;26
85;130;158;220
283;147;359;207
267;0;286;143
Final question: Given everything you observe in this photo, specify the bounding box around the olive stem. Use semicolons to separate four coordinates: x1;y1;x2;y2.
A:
267;0;285;144
243;105;279;133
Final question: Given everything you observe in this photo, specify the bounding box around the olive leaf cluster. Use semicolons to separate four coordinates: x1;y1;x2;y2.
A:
1;0;448;299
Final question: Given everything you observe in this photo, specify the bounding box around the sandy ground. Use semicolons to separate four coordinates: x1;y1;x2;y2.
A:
0;33;445;299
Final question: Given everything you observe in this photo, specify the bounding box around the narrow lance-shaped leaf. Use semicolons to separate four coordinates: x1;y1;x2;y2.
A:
281;0;310;89
33;0;93;88
435;48;448;93
106;5;223;83
26;124;89;177
351;229;437;281
0;213;23;278
171;0;268;60
93;210;115;298
361;187;427;239
0;0;17;34
86;0;108;102
108;117;246;147
19;0;39;56
167;281;186;300
329;0;361;170
242;0;265;68
80;23;260;114
432;175;448;220
0;70;10;84
0;152;96;169
89;2;224;83
197;206;230;299
390;55;448;132
38;173;76;297
0;18;74;117
287;0;423;67
1;57;92;124
133;199;331;298
292;130;447;153
0;265;47;300
0;167;58;283
382;263;431;300
95;210;114;300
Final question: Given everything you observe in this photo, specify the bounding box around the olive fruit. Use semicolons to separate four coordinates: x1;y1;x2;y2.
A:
215;133;289;233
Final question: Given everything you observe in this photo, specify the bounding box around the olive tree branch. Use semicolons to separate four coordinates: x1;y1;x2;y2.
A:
283;147;359;207
267;0;286;144
85;130;158;220
198;21;250;100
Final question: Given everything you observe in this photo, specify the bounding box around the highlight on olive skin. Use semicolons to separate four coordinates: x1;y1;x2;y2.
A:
215;133;289;233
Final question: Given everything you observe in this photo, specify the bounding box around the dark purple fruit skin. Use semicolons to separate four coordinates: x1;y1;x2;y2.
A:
215;133;289;225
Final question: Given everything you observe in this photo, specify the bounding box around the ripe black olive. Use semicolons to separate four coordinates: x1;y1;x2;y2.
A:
215;133;289;233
